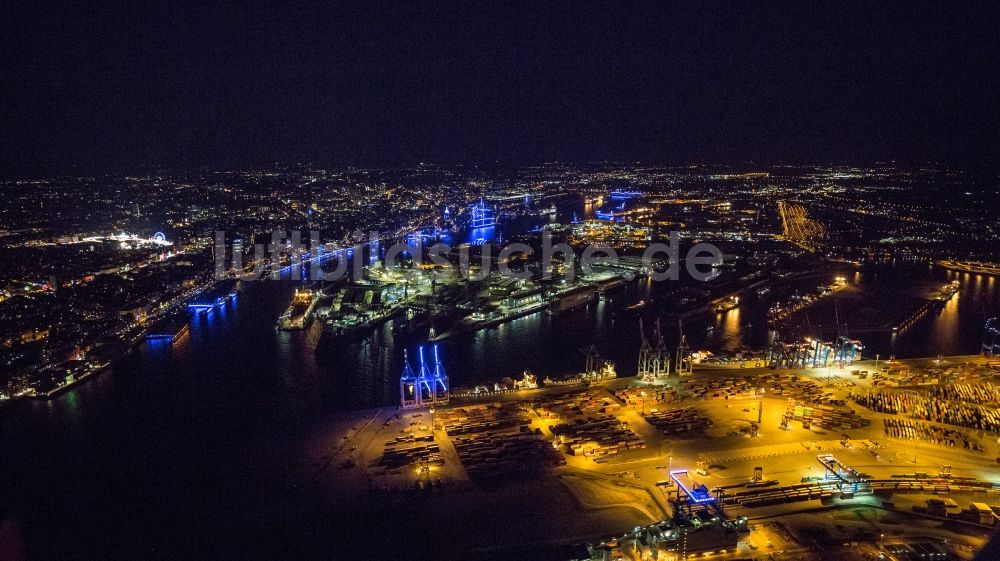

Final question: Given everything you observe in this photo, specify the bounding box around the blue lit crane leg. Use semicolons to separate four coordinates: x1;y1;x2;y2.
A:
399;349;419;409
433;344;448;398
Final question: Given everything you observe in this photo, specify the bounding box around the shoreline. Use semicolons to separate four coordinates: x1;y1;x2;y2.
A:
935;259;1000;277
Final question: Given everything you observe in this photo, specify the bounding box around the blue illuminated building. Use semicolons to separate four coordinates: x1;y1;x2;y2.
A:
594;209;623;221
609;190;641;200
470;198;496;229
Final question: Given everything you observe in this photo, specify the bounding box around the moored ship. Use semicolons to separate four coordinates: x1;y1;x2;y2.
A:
548;285;595;315
931;280;960;302
593;276;627;300
714;296;739;312
277;288;317;330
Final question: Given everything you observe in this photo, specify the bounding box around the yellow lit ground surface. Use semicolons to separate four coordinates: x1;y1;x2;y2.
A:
298;354;998;559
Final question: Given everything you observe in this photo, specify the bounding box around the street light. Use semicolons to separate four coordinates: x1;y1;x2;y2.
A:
640;391;647;416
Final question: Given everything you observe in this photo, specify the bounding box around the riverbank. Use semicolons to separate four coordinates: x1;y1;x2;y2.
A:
935;259;1000;277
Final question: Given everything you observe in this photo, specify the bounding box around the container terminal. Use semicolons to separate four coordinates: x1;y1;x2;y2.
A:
303;346;1000;561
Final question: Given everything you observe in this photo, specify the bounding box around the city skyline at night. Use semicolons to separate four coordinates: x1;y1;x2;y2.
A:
2;4;1000;561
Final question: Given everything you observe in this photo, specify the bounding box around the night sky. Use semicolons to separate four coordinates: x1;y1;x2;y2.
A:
2;2;998;172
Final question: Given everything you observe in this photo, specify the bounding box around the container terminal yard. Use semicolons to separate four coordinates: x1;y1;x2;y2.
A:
301;350;1000;561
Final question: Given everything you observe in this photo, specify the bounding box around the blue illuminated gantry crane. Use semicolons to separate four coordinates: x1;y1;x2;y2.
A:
399;345;449;409
833;336;863;364
767;337;853;369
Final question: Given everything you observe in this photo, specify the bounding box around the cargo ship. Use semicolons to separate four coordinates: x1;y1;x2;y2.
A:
320;305;405;342
627;298;650;310
276;288;317;330
714;296;739;312
593;276;627;300
392;306;455;336
450;362;618;400
548;285;595;315
930;280;960;302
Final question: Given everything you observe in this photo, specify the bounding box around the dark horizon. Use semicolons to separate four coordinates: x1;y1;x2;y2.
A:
3;2;999;174
5;157;1000;177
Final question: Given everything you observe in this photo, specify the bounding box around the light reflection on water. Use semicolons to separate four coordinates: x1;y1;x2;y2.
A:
19;221;1000;415
74;257;995;415
715;306;742;351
